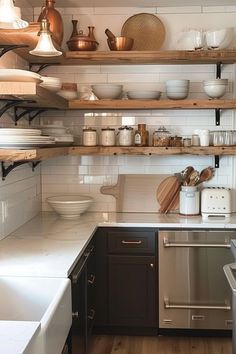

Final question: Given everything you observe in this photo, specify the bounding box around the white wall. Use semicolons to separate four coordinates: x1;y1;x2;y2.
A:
0;53;40;240
38;5;236;213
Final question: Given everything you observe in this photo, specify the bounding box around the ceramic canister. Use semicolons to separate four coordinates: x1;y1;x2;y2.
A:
118;126;133;146
179;186;200;216
83;127;97;146
101;127;115;146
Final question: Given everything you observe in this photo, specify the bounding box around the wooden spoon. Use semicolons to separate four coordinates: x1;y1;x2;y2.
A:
196;166;214;185
187;170;200;186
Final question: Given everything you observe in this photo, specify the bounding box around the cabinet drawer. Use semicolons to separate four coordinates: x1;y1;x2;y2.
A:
108;230;156;254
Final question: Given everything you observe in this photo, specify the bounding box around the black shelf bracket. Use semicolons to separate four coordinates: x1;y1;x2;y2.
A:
1;160;41;180
214;155;220;168
0;44;29;58
215;108;221;126
216;61;222;79
29;63;60;74
14;107;48;125
0;99;35;118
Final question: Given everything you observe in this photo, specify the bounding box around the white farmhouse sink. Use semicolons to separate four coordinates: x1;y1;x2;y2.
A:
0;277;72;354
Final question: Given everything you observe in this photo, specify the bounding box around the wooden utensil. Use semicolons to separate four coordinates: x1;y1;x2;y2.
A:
196;166;214;185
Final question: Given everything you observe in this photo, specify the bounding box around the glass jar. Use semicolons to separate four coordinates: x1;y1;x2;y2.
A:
152;126;171;147
83;127;97;146
170;136;183;147
134;124;149;146
101;127;115;146
117;126;133;146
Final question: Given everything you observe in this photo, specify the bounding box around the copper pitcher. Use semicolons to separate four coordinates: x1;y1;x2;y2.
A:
38;0;64;46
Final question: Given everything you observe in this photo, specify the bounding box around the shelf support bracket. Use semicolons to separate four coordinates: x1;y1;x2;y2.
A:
215;108;221;126
214;155;220;168
14;107;48;125
1;161;41;181
0;44;29;58
0;99;35;118
216;62;222;79
29;63;60;74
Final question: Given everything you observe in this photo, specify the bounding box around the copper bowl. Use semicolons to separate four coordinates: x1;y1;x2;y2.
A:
67;38;99;51
107;37;134;51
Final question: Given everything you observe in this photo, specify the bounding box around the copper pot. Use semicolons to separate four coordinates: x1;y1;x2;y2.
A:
67;22;99;51
107;37;134;51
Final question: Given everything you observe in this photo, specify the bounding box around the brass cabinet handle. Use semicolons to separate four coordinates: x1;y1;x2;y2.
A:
72;311;79;319
88;308;95;320
88;274;95;284
121;240;142;245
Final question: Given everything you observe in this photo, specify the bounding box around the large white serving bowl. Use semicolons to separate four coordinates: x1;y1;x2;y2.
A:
167;91;189;100
127;90;161;100
0;276;71;354
166;87;189;93
205;28;233;49
203;79;228;98
91;84;123;99
47;195;94;219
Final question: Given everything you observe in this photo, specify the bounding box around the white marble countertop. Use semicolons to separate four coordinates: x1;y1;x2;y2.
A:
0;211;236;278
0;321;40;354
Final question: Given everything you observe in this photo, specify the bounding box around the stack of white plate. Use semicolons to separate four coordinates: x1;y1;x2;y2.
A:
40;125;74;146
0;128;55;149
0;69;42;83
40;76;62;92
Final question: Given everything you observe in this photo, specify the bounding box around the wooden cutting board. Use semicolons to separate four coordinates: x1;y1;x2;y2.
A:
156;176;181;213
100;174;173;213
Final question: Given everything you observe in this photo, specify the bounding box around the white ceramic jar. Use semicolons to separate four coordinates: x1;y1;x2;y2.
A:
101;127;115;146
83;127;97;146
179;186;200;216
198;129;210;147
117;126;133;146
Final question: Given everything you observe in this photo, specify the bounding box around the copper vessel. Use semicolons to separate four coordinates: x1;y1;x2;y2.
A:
38;0;63;46
107;37;134;51
67;21;99;51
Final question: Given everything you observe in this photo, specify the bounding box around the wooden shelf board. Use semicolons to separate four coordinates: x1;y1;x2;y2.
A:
63;50;236;65
1;145;236;162
68;99;236;110
0;82;68;109
0;147;69;162
69;146;236;156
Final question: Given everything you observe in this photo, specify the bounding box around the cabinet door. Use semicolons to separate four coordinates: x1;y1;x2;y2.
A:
108;255;156;327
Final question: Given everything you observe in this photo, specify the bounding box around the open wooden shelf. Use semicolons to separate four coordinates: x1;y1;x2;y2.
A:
0;147;69;162
68;98;236;110
1;145;236;163
70;146;236;156
0;82;68;109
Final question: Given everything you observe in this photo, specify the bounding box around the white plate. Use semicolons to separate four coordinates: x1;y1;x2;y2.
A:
0;69;42;83
0;128;42;136
0;141;55;148
0;136;54;142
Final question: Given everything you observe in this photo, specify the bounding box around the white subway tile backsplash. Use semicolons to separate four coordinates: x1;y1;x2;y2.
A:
156;6;202;14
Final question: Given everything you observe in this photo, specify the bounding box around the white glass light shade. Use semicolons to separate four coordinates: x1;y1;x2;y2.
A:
30;32;62;57
0;0;28;29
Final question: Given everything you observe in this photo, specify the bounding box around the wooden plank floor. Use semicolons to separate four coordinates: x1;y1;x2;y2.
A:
89;335;232;354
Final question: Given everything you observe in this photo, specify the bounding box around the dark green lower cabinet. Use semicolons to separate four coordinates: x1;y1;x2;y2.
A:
108;255;156;327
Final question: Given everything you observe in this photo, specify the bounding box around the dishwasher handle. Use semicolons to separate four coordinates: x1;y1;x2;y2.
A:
163;237;231;248
224;264;236;291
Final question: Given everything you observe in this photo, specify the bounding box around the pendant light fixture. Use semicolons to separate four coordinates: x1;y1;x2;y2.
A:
0;0;28;29
29;18;62;57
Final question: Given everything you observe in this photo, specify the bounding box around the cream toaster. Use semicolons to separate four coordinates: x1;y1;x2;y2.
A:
201;187;231;219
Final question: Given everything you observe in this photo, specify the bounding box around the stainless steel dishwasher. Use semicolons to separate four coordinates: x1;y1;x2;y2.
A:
159;229;235;330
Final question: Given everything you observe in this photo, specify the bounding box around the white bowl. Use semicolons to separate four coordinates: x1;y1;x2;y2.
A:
204;79;228;86
166;79;190;87
46;195;93;219
91;84;123;99
57;90;78;100
205;28;233;49
203;83;227;99
40;76;62;92
127;90;161;100
166;87;189;93
167;91;189;100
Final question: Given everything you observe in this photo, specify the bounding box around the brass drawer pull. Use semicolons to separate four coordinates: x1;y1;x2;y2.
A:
88;274;95;284
121;240;142;245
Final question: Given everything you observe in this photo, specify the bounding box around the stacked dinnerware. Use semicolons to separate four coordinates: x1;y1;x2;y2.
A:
166;79;190;100
0;128;55;149
203;78;228;99
40;76;62;92
41;124;74;146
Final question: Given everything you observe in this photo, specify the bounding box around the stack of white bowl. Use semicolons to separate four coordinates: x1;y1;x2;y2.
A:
41;123;74;146
203;78;228;99
40;76;62;92
166;79;190;100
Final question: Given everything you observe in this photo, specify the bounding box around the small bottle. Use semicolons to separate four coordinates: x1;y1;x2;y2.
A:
134;124;148;146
